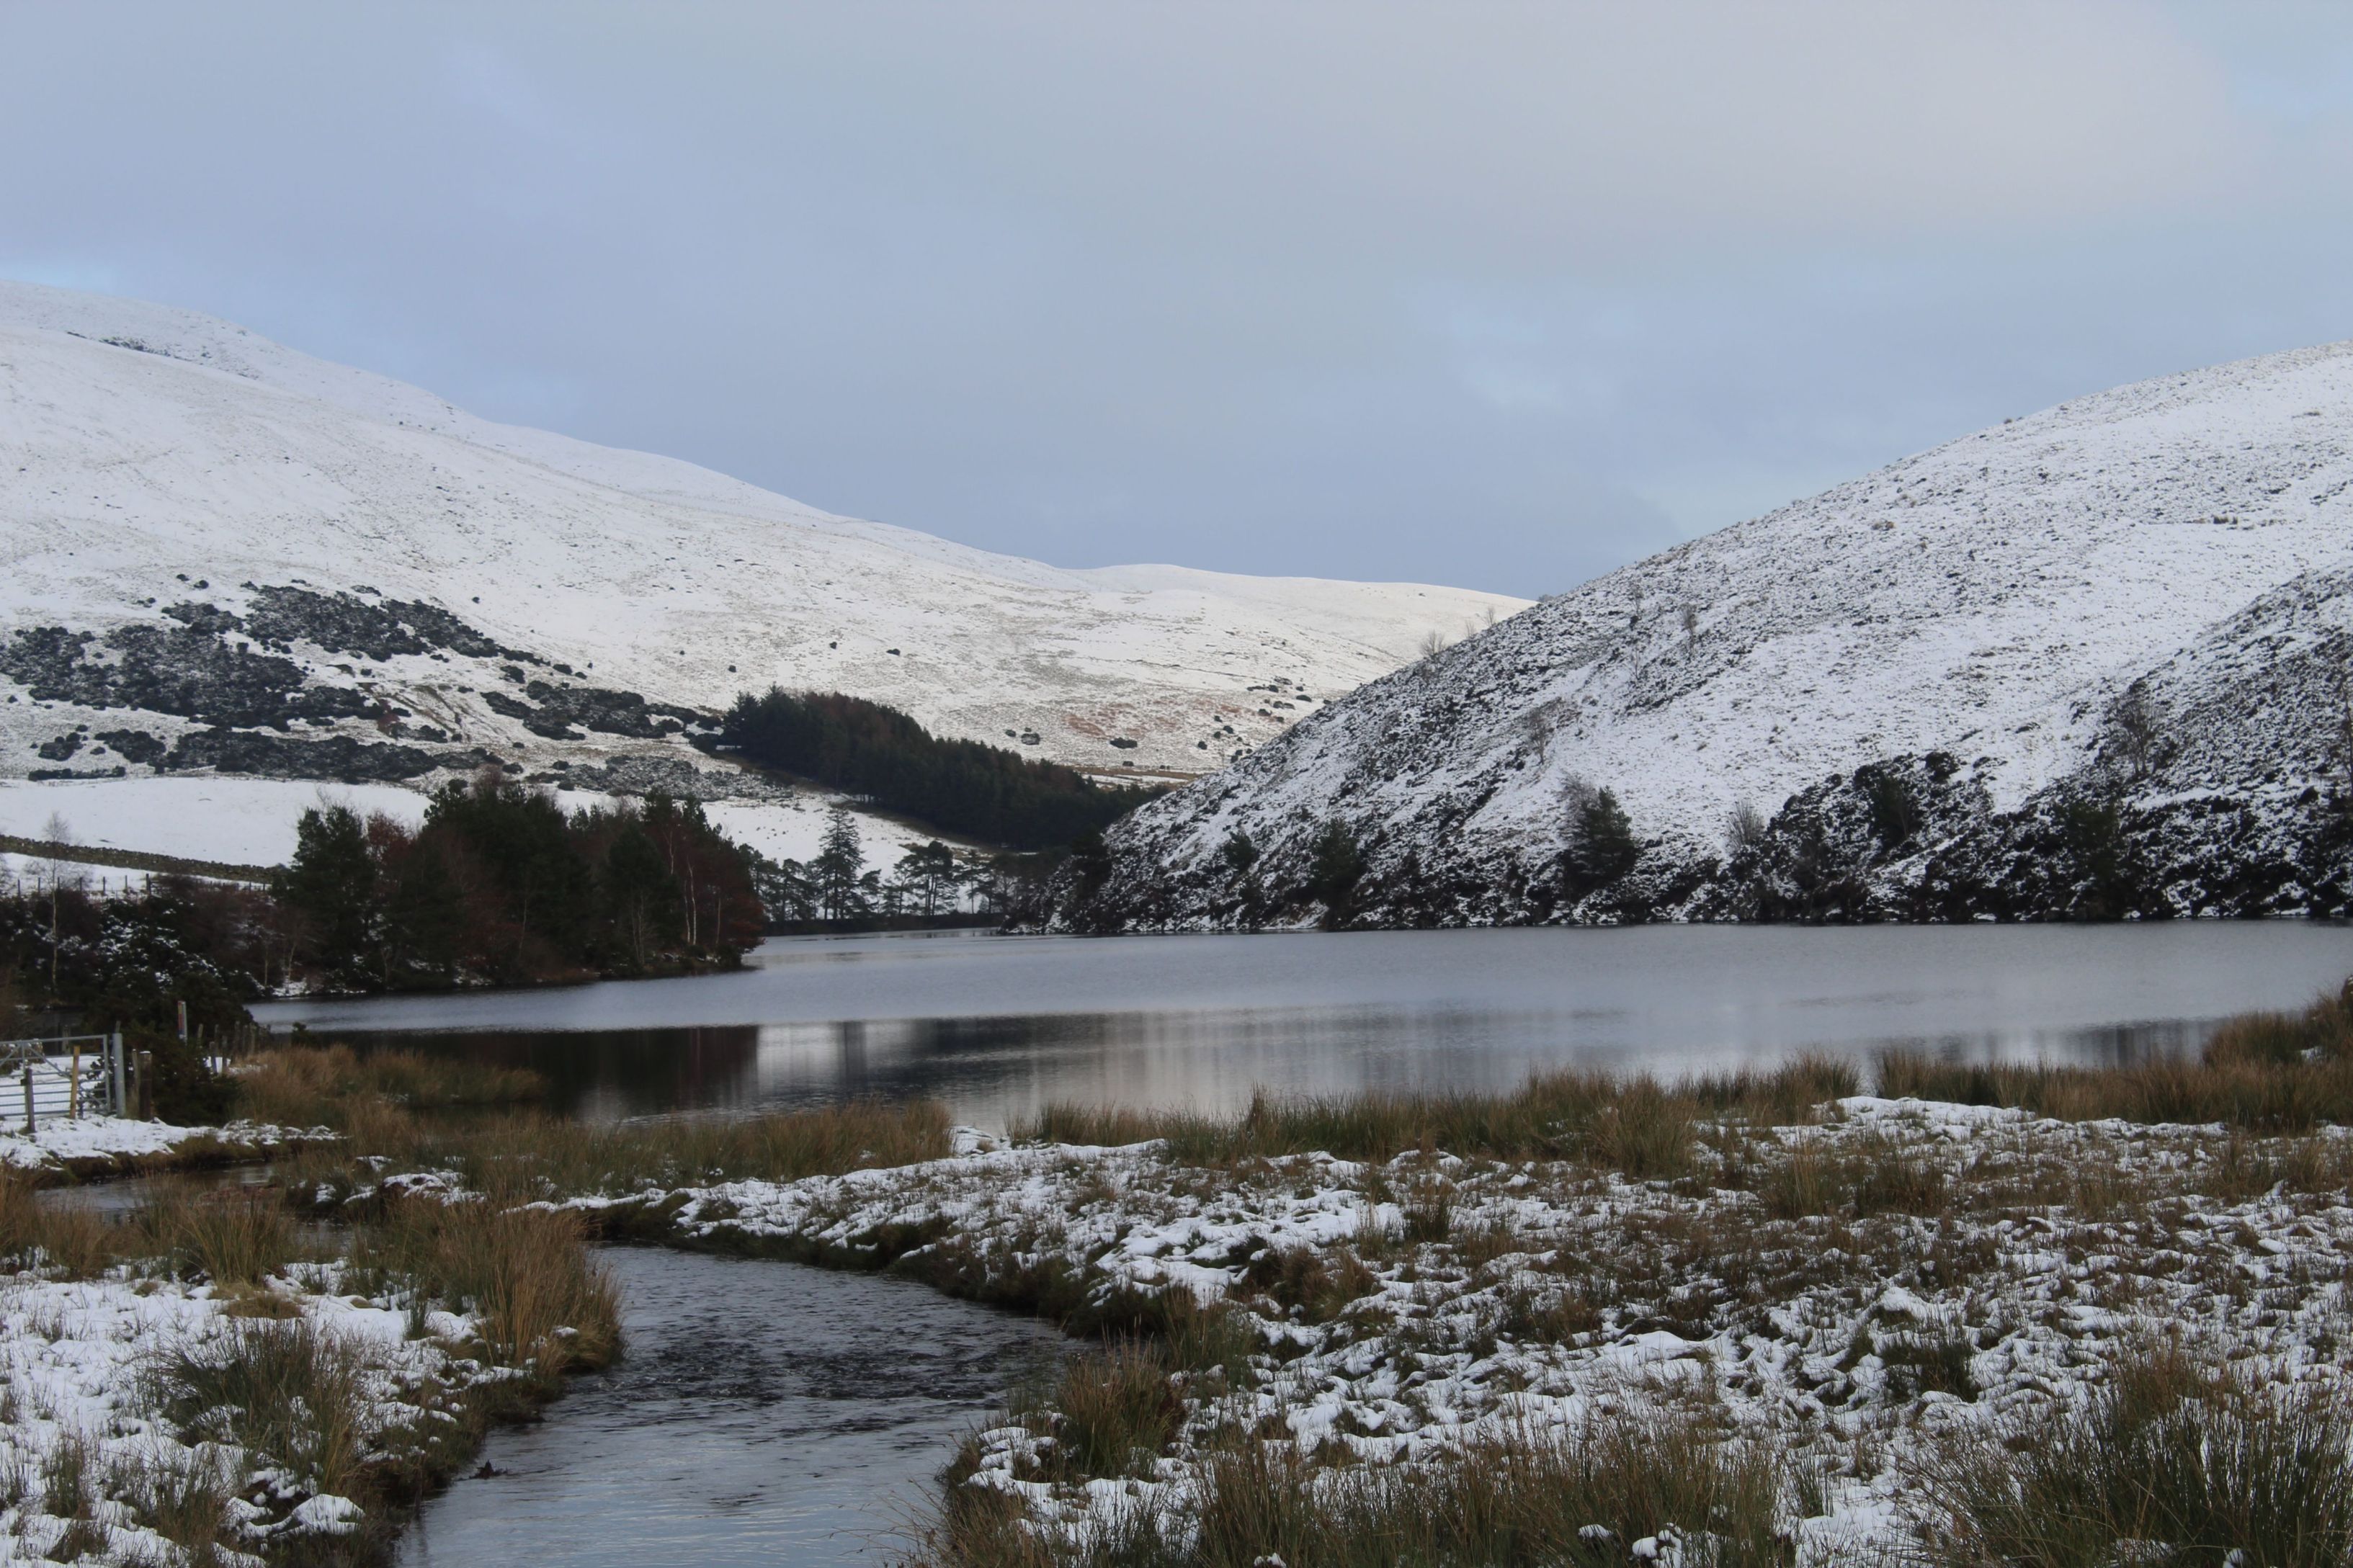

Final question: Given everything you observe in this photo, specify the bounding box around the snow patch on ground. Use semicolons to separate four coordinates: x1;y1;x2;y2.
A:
588;1102;2353;1560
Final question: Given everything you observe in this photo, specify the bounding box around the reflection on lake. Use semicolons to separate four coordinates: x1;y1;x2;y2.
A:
254;924;2353;1132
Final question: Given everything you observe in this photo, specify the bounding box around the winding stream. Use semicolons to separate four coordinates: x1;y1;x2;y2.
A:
396;1247;1059;1567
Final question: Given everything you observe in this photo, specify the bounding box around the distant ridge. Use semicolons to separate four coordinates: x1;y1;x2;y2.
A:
1068;341;2353;926
0;279;1524;805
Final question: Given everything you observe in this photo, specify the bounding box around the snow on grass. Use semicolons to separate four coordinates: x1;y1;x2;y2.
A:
561;1101;2353;1562
0;1262;494;1564
0;776;425;869
0;772;947;889
0;1121;321;1178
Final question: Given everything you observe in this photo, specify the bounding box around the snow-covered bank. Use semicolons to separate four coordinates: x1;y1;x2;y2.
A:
0;1121;324;1181
0;1178;617;1565
0;1273;481;1566
576;1102;2353;1562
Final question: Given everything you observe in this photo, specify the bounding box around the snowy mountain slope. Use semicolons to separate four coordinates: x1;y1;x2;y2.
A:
0;280;1524;808
1073;342;2353;928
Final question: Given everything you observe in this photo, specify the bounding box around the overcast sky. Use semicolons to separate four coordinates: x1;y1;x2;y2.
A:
7;4;2353;596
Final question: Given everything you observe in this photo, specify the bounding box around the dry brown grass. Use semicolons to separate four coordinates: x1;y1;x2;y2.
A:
1022;1055;1857;1173
1906;1340;2353;1567
135;1186;305;1286
235;1044;544;1129
1878;977;2353;1132
347;1197;619;1377
0;1178;120;1279
932;1402;1786;1567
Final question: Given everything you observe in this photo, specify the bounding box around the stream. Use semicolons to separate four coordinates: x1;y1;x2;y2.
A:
396;1247;1060;1567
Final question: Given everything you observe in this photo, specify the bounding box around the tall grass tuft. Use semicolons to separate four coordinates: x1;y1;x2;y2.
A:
136;1186;303;1286
0;1178;119;1279
151;1319;373;1502
1908;1341;2353;1567
347;1197;620;1376
1030;1342;1184;1480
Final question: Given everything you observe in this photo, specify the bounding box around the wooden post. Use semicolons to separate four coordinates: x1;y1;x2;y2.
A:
110;1029;125;1118
176;1000;187;1042
21;1066;33;1135
136;1050;153;1120
70;1040;80;1120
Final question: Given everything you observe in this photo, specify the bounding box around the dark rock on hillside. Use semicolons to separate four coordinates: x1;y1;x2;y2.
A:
156;726;455;782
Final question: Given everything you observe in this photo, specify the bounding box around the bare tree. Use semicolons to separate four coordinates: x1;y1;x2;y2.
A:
2109;682;2161;783
1416;629;1449;659
1725;799;1767;854
37;813;81;994
1680;605;1698;653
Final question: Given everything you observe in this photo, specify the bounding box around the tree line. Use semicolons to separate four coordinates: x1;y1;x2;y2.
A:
749;805;1052;929
719;688;1162;851
274;771;764;990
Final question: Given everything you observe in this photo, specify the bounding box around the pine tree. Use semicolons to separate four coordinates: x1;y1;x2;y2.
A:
277;805;378;984
814;807;866;920
1568;787;1640;887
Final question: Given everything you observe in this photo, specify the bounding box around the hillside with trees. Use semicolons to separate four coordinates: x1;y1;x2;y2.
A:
719;689;1163;851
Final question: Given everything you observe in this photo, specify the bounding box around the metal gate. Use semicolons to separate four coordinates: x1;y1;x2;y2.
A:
2;1034;125;1132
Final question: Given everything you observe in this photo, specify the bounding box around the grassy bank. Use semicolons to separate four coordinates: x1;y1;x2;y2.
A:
0;1170;617;1563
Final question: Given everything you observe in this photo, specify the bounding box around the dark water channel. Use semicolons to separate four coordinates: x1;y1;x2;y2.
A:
256;924;2353;1132
398;1247;1058;1567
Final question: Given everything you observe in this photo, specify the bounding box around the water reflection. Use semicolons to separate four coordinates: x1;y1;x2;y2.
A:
267;917;2353;1131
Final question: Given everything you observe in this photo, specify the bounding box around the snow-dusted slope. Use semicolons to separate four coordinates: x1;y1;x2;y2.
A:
1078;344;2353;927
0;280;1523;799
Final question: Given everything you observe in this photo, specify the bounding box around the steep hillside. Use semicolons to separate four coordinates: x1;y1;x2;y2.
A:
1071;343;2353;928
0;282;1522;827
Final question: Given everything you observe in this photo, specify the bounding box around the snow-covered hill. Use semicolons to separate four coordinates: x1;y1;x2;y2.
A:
1074;343;2353;928
0;282;1520;863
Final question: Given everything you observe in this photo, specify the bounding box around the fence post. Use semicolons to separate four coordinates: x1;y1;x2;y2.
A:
136;1051;153;1120
111;1030;125;1118
21;1066;32;1136
70;1040;81;1120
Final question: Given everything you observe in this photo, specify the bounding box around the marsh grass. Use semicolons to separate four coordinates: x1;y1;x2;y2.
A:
0;1177;118;1278
235;1045;545;1129
1878;978;2353;1132
151;1319;372;1502
346;1198;619;1378
114;1444;239;1567
136;1186;305;1286
38;1429;107;1562
935;1403;1787;1567
1022;1054;1854;1172
296;1098;955;1206
1907;1340;2353;1567
1025;1341;1185;1480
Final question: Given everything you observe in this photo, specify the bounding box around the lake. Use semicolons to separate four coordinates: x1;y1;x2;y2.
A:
253;923;2353;1132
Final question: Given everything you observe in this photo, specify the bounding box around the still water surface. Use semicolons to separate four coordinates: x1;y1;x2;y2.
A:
256;924;2353;1132
398;1247;1058;1567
